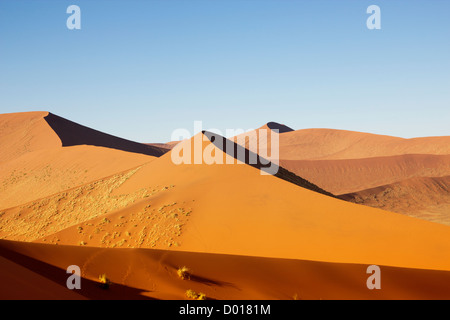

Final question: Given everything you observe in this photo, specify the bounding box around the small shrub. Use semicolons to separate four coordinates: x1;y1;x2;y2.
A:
185;289;206;300
197;292;206;300
177;266;191;280
98;274;111;289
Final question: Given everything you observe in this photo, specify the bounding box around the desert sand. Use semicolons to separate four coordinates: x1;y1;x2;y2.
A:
1;112;450;300
0;112;156;209
341;176;450;226
276;128;450;160
280;154;450;195
239;123;450;222
2;240;450;300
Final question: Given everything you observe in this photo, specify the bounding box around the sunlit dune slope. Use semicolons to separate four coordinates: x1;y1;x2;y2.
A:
277;128;450;160
2;240;450;300
0;146;154;210
280;154;450;194
0;111;61;163
0;111;155;209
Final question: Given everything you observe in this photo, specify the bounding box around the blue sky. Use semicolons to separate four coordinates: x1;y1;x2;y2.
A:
0;0;449;142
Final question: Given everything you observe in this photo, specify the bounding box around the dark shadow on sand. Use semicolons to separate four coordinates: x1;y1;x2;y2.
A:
202;131;336;198
0;244;157;300
44;112;169;157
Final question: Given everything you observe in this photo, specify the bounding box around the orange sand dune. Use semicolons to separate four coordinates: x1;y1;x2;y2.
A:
3;113;449;300
0;111;61;163
0;111;159;209
25;132;450;272
280;154;450;194
2;240;450;300
341;176;450;226
273;128;450;160
232;124;450;160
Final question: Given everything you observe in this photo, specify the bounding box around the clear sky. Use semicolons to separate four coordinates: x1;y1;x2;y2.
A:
0;0;449;142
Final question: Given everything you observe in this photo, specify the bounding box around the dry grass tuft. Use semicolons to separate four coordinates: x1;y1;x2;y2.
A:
177;266;191;280
185;289;206;300
98;274;111;289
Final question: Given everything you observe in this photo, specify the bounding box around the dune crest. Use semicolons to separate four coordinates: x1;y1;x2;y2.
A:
0;112;156;210
44;112;169;157
0;111;61;163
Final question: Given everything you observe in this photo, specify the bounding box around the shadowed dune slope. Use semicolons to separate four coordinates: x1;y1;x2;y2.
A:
2;240;450;300
145;141;180;150
203;131;335;197
44;112;169;157
0;255;86;300
340;176;450;226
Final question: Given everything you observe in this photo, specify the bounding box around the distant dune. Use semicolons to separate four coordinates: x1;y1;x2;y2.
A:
275;128;450;160
145;141;179;150
340;176;450;226
203;131;334;197
261;122;294;133
280;154;450;195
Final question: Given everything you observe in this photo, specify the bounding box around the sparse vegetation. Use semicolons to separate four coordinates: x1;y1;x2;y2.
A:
0;165;192;249
98;274;111;289
177;266;191;280
185;289;206;300
0;168;148;242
